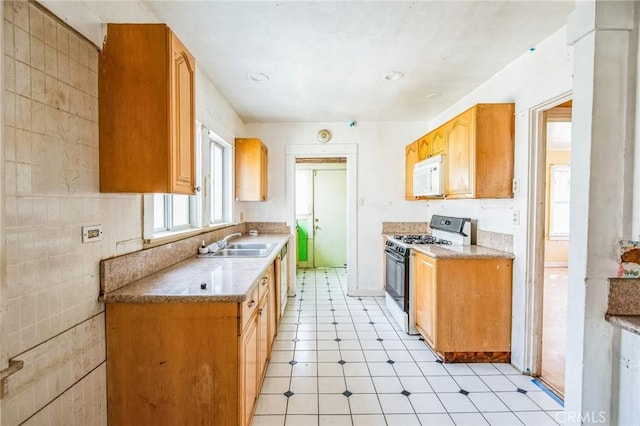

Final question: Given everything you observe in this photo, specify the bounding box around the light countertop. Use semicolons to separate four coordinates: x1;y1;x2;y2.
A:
383;234;514;259
101;234;290;304
412;244;514;259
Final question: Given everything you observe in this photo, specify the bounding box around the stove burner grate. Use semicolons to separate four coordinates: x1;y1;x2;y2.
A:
392;235;452;245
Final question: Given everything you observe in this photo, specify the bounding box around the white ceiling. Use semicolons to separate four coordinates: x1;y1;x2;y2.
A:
53;1;575;123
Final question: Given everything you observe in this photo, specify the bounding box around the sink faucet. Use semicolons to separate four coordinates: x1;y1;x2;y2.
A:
217;232;242;249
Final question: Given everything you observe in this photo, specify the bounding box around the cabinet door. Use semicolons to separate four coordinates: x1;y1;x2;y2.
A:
417;134;431;160
431;126;446;156
445;108;474;197
260;144;268;201
430;126;446;158
405;141;419;200
267;264;277;354
241;315;258;426
236;138;268;201
258;296;269;381
169;32;196;194
414;253;436;346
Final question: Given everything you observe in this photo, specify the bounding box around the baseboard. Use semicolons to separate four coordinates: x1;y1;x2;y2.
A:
351;288;385;297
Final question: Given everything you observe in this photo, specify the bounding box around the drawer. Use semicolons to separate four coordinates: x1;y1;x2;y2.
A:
240;285;259;332
258;274;270;302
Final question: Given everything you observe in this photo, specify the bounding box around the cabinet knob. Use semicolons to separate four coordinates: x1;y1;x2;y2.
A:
261;277;269;286
248;300;256;308
258;308;263;316
194;186;201;192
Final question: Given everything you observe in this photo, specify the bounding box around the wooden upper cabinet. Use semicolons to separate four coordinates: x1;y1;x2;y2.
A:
417;134;431;161
405;140;420;200
99;24;196;194
236;138;268;201
445;109;474;197
431;125;446;156
445;103;514;199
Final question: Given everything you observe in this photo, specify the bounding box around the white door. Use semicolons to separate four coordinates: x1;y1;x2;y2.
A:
313;169;347;267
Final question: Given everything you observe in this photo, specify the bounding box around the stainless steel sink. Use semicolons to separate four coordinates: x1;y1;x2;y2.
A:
226;243;276;251
197;244;276;258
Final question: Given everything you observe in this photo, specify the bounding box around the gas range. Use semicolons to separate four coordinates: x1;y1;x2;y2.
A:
384;215;472;335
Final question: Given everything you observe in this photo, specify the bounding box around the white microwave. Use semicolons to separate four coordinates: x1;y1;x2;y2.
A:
413;155;445;197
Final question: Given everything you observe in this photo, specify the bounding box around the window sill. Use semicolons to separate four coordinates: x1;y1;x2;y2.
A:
143;222;238;249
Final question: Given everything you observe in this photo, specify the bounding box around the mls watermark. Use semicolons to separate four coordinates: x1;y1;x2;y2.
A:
553;411;608;424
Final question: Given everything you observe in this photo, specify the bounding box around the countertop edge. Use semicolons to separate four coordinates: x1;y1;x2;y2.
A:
412;246;515;260
101;234;290;304
606;314;640;336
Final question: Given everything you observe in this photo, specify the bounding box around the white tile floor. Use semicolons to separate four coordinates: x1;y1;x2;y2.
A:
252;268;564;426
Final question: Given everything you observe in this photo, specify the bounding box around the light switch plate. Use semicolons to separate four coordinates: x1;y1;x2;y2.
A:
82;225;103;243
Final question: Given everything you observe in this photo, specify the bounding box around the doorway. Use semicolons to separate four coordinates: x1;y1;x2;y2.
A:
526;97;572;399
295;159;347;268
285;143;358;297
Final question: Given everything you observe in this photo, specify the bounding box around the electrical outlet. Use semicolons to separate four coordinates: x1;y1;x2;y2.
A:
512;211;520;225
82;225;103;243
512;178;519;194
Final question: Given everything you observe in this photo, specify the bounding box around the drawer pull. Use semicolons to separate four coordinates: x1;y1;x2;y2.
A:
247;300;256;308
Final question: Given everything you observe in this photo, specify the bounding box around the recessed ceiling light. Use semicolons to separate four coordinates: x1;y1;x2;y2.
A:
383;71;404;81
248;72;270;82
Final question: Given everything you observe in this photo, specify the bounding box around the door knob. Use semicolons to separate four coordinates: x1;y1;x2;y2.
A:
315;226;320;230
315;218;319;222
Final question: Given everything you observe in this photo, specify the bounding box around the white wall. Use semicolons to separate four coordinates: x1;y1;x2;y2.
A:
242;121;429;294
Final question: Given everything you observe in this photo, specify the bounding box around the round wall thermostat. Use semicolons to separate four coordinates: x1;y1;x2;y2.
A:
317;129;332;143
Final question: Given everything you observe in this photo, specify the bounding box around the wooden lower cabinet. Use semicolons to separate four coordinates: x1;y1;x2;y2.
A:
241;309;259;426
106;264;277;426
414;253;436;346
413;251;513;362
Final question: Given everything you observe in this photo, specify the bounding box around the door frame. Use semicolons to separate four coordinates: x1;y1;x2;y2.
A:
286;144;358;296
524;91;572;377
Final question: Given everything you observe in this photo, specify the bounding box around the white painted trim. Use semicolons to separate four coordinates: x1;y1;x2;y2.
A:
286;144;358;296
0;0;6;379
524;91;572;378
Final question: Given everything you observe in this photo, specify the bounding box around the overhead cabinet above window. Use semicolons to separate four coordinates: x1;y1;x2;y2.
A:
99;24;196;194
235;138;268;201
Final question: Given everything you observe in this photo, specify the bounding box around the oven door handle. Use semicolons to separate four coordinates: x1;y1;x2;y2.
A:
384;249;406;263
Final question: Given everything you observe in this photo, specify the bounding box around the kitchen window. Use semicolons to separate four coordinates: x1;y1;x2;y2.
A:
143;123;232;241
207;133;232;225
549;164;570;239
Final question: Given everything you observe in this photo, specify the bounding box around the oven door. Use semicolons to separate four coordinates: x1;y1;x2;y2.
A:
385;249;409;312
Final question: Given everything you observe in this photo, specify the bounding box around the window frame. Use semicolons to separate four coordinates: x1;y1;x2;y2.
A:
206;131;232;226
548;164;570;240
142;122;233;242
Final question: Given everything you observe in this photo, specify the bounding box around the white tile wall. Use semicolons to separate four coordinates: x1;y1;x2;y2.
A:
2;2;141;424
